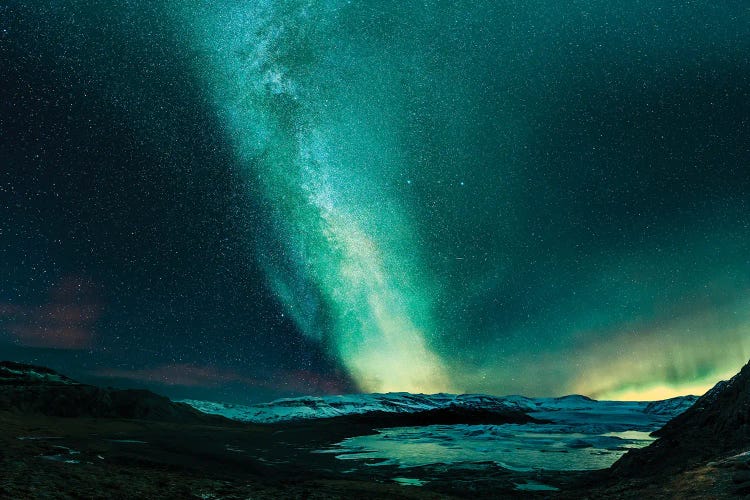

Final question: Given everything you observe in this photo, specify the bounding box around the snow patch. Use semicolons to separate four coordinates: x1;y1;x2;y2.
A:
40;445;80;464
514;480;559;492
392;477;425;486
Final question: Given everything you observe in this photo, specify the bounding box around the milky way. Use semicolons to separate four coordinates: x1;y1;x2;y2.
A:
3;1;749;401
177;1;454;393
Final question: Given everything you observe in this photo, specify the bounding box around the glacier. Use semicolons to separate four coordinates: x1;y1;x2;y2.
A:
180;392;697;426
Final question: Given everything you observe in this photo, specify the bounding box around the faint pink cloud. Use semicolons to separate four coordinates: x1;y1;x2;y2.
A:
0;276;102;349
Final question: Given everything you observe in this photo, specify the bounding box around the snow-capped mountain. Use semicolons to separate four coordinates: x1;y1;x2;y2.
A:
643;395;700;415
181;393;493;423
0;361;79;386
180;392;696;425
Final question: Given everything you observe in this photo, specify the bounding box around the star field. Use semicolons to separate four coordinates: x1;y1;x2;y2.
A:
2;1;749;402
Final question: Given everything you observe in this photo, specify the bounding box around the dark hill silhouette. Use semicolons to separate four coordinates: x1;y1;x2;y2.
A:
0;361;232;424
610;360;750;478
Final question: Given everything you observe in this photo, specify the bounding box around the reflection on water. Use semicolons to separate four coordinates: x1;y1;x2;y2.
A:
515;480;560;492
602;430;654;441
324;423;655;471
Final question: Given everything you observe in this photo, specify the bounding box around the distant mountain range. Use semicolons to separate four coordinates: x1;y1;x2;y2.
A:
180;390;698;425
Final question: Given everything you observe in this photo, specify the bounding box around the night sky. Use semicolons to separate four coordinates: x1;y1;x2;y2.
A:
2;1;749;403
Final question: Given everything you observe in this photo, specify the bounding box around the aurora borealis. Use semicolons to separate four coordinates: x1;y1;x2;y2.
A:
2;1;749;402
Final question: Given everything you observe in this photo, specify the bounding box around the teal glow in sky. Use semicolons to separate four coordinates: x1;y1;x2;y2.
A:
168;1;750;398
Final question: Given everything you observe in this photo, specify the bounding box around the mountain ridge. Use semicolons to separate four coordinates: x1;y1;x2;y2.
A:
0;361;233;424
181;390;698;425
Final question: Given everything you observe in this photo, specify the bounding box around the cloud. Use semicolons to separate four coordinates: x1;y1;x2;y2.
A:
0;276;102;349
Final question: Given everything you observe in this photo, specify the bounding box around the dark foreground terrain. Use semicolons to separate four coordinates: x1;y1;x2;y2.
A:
2;360;750;498
0;361;542;499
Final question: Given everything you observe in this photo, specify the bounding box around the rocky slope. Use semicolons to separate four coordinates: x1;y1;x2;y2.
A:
554;360;750;498
610;361;750;478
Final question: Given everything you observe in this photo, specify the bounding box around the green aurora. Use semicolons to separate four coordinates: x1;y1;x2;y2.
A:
173;1;750;399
